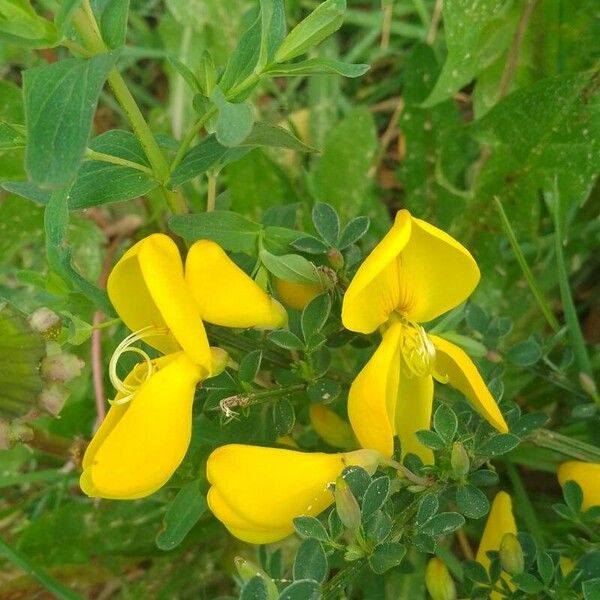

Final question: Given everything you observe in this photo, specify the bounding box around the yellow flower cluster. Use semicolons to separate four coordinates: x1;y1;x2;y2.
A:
80;211;599;553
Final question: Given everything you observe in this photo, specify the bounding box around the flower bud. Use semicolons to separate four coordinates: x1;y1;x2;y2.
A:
327;248;344;269
40;352;84;382
234;557;278;599
334;476;361;531
38;383;70;416
499;532;524;575
425;558;457;600
28;308;61;340
451;442;470;479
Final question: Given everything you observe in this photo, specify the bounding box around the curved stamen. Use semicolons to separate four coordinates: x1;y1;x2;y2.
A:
108;325;167;405
400;319;436;378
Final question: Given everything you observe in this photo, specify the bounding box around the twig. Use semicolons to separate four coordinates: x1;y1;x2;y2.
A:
380;2;393;50
207;173;217;212
426;0;443;45
369;97;404;177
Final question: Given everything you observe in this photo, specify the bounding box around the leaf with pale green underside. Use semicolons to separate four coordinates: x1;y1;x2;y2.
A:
212;87;254;147
264;58;369;78
23;54;116;186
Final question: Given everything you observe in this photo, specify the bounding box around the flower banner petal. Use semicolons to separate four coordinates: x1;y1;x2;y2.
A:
394;362;434;464
80;352;202;500
342;210;411;333
107;234;211;370
431;335;508;433
348;322;402;457
206;445;380;543
399;216;480;323
186;240;287;329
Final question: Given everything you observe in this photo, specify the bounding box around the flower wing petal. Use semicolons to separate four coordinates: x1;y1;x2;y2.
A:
348;322;402;457
107;234;211;370
431;335;508;433
342;211;411;333
186;240;287;329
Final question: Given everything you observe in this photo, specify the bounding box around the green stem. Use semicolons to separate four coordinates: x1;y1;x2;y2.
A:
85;149;154;177
207;172;217;212
528;429;600;462
0;536;84;600
546;188;596;401
170;106;218;172
219;384;305;414
322;560;365;600
71;4;186;214
493;196;561;332
91;317;121;331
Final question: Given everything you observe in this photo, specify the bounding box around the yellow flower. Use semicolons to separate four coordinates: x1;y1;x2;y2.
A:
557;461;600;510
81;234;286;499
342;210;508;462
206;444;381;543
425;558;457;600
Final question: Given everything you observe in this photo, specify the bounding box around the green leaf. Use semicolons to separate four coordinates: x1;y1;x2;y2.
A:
456;484;490;519
291;235;330;254
563;480;583;514
363;510;392;544
155;481;207;550
361;477;390;521
416;494;439;526
463;559;489;584
368;542;406;574
54;0;81;37
415;430;446;450
241;576;270;600
268;330;304;351
23;54;116;186
277;580;321;600
314;107;377;219
583;579;600;600
293;516;330;543
293;539;328;583
219;14;261;94
242;121;317;153
169;211;262;253
312;202;339;246
433;404;458;446
260;250;321;285
44;186;113;314
274;0;346;62
169;134;230;188
342;466;371;501
512;573;545;594
477;433;520;458
258;0;286;69
211;87;254;147
423;0;510;106
301;293;331;343
99;0;130;49
239;350;263;383
421;512;465;536
506;339;542;366
306;379;340;404
0;0;57;48
272;399;295;436
264;58;369;78
338;216;369;249
0;122;26;150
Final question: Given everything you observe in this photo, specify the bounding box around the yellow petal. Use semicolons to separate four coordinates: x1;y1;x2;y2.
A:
185;240;287;329
348;322;402;457
342;210;480;332
309;404;357;449
476;491;517;572
397;215;480;323
80;352;202;500
274;277;324;311
107;234;211;370
558;461;600;510
206;445;381;543
430;335;508;433
342;210;412;333
394;363;434;464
